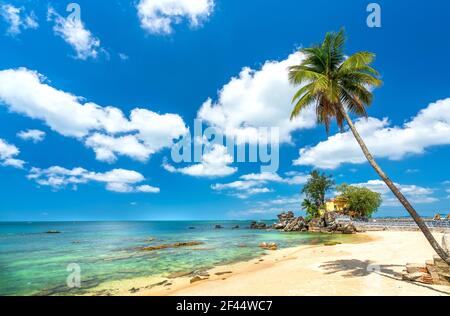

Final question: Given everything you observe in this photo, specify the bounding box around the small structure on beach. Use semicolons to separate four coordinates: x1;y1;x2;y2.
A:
325;197;348;213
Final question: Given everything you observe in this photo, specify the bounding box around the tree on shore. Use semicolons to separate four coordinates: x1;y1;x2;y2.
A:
336;184;382;219
288;29;450;264
301;170;334;219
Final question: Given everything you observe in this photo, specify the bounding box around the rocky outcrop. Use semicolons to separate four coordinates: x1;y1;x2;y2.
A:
215;225;224;229
273;211;295;229
308;217;324;232
271;211;356;234
250;221;267;229
284;217;308;232
272;211;307;232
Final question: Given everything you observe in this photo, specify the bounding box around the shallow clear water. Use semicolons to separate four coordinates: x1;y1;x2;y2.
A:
0;221;358;296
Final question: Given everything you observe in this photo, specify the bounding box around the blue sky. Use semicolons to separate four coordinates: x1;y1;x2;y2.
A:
0;0;449;221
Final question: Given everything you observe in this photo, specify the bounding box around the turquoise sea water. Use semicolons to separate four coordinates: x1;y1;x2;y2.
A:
0;221;358;296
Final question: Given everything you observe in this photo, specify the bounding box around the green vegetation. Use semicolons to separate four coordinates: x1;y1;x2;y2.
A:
336;184;382;218
301;170;334;219
288;28;450;264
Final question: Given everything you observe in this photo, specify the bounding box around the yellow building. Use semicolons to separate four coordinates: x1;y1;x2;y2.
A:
325;197;348;213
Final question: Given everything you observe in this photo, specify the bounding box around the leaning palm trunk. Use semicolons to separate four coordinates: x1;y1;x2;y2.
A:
338;103;450;265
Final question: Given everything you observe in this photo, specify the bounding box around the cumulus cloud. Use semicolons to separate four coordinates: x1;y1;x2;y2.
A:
0;68;188;162
1;4;38;35
47;7;101;60
212;171;308;199
227;195;303;218
163;144;237;177
0;138;25;168
351;180;437;207
137;0;214;34
17;129;46;143
28;166;160;193
197;52;317;145
295;98;450;169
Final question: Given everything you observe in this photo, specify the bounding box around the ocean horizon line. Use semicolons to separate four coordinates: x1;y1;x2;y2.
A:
0;215;444;224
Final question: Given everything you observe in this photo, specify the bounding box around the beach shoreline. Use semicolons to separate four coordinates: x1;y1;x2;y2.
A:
84;231;449;296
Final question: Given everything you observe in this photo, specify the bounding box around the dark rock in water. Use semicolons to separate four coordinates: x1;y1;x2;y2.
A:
188;227;196;229
141;241;204;251
250;221;267;229
232;225;240;229
214;225;224;229
259;242;278;250
45;230;61;234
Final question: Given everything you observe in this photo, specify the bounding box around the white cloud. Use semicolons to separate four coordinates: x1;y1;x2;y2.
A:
163;144;237;177
137;0;214;34
295;98;450;169
136;184;160;193
352;180;438;207
0;68;188;162
17;129;46;143
85;133;153;163
212;180;272;199
47;7;101;60
0;138;25;168
227;195;303;218
28;166;159;193
212;171;308;199
241;171;309;185
1;4;38;35
197;52;317;145
118;53;129;61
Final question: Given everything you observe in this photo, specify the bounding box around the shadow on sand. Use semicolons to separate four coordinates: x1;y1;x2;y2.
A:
320;259;450;295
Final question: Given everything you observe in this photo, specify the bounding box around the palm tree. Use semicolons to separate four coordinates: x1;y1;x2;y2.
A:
288;29;449;265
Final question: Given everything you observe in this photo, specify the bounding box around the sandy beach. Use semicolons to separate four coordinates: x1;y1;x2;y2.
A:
86;231;450;296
